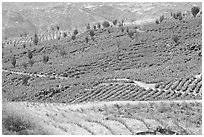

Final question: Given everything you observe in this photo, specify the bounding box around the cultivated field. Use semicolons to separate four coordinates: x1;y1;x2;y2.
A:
2;2;202;135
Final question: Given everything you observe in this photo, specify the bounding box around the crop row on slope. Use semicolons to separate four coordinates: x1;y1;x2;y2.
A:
2;69;202;103
155;74;202;95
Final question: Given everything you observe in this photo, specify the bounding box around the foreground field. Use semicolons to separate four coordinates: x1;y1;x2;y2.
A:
2;101;202;135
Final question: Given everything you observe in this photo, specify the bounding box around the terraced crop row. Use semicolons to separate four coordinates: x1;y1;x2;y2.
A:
155;75;202;95
62;83;201;104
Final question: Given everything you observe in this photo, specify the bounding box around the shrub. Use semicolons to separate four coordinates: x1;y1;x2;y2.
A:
93;25;96;30
108;29;111;34
11;56;16;68
89;30;95;39
22;62;27;70
33;34;38;45
173;13;177;19
155;19;160;24
121;19;125;24
59;50;67;57
57;26;60;31
97;23;101;29
71;35;76;41
128;31;134;39
24;32;27;37
113;19;117;26
22;43;26;49
27;50;33;60
172;35;179;43
85;37;89;43
86;23;91;30
73;29;78;35
2;114;31;133
63;32;67;38
159;15;164;23
176;12;182;20
119;22;123;27
28;59;34;67
191;6;200;17
43;56;49;64
22;75;30;86
178;15;183;21
121;27;124;32
126;28;129;33
102;21;110;28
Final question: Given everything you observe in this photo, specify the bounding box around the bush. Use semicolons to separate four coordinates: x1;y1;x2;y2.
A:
86;23;91;30
191;6;200;17
43;56;49;64
28;59;34;67
108;29;111;34
57;26;60;31
22;62;27;70
119;22;123;27
22;75;30;86
173;13;177;19
176;12;182;20
3;115;31;133
172;35;179;43
22;43;26;49
73;29;78;35
85;37;89;43
59;50;67;57
126;28;129;33
11;56;16;68
178;15;183;21
113;19;117;26
27;50;33;60
155;19;160;24
97;23;101;29
121;27;124;32
71;35;76;41
33;34;38;45
102;21;110;28
89;30;95;38
93;25;96;30
63;32;67;38
159;15;164;23
128;31;134;39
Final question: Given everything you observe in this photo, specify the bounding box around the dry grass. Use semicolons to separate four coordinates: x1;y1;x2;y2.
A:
2;103;52;135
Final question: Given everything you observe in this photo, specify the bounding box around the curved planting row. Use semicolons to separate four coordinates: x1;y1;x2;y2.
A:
155;74;202;96
64;83;201;104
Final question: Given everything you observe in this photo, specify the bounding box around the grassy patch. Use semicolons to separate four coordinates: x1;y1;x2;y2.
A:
2;103;50;135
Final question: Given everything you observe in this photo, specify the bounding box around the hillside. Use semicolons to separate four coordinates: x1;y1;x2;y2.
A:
2;2;202;135
2;15;202;103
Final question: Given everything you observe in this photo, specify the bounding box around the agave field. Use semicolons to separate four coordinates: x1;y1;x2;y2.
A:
2;2;202;135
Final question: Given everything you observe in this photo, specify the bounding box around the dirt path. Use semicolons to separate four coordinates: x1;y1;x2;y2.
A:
2;69;156;89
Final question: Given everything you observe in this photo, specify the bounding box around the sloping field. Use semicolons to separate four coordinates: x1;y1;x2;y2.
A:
2;100;202;135
2;15;202;103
